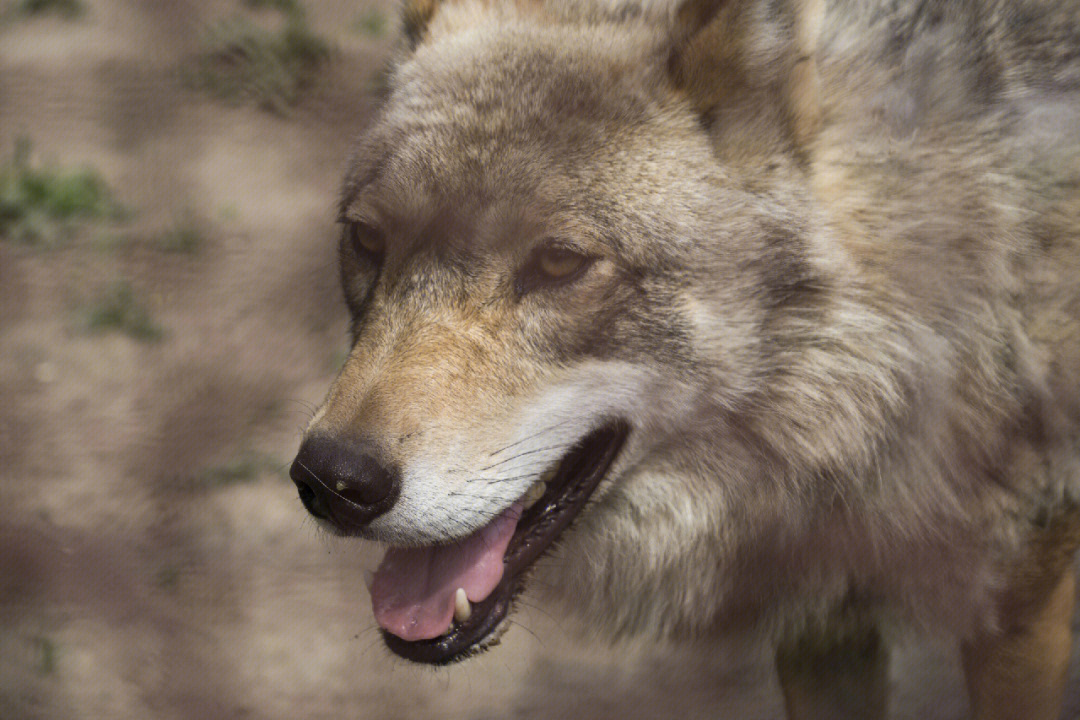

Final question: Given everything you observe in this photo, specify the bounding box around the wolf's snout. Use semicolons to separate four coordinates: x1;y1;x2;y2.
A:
289;435;400;533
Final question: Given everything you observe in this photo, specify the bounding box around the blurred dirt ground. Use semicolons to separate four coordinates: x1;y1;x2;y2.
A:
1;2;1079;719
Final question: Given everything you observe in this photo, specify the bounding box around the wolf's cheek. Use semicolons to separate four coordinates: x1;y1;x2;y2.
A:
528;459;737;640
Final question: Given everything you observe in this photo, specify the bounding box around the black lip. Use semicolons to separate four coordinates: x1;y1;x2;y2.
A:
381;419;631;665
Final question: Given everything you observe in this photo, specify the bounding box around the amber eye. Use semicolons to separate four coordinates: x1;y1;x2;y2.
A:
346;222;385;260
538;246;587;278
516;242;593;295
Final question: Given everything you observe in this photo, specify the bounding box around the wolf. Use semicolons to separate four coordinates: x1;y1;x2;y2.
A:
288;0;1080;716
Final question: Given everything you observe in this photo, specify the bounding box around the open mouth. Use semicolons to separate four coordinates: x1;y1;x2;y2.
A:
370;420;630;665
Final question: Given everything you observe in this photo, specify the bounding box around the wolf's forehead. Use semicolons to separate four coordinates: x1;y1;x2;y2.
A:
378;28;662;160
344;120;574;238
340;25;712;251
345;105;618;234
348;66;666;222
401;24;659;112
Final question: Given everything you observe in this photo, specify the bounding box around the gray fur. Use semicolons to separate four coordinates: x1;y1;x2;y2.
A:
311;0;1080;677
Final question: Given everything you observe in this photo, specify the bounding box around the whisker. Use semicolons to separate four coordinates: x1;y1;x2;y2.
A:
446;456;554;477
446;476;536;495
486;416;578;458
282;398;319;418
515;598;565;629
478;442;573;473
507;619;546;649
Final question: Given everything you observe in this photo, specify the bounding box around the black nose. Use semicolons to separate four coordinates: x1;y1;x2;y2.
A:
289;435;400;533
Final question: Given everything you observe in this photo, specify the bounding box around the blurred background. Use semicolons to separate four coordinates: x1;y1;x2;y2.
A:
1;2;1078;718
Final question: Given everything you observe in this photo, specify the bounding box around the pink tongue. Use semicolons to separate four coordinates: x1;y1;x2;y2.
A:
370;503;523;641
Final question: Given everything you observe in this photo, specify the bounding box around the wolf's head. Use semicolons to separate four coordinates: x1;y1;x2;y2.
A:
291;0;837;663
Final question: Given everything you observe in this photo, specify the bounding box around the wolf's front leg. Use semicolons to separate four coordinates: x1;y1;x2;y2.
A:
961;562;1075;720
775;625;890;720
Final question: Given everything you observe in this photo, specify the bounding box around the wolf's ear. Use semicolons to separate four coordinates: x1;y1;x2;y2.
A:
667;0;823;149
668;0;731;52
402;0;445;49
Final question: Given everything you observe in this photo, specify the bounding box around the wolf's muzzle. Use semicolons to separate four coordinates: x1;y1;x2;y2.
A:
289;435;400;533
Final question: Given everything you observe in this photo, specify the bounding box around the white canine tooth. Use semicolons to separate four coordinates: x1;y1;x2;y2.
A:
454;588;471;623
523;480;547;509
540;467;557;484
363;570;374;592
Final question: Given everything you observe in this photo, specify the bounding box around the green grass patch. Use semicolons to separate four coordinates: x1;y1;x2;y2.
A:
156;210;204;254
217;204;239;222
353;8;386;37
84;281;164;342
12;0;84;18
0;139;125;247
244;0;301;16
35;636;57;675
91;229;127;252
155;565;181;592
197;450;284;488
328;345;350;372
189;3;331;114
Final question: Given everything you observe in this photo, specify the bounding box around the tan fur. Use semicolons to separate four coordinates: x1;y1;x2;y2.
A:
963;509;1080;720
303;0;1080;715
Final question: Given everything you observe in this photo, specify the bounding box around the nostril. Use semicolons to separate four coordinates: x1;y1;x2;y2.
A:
294;478;326;519
290;457;330;520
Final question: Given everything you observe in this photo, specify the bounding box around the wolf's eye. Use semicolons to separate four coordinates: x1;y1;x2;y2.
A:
538;247;586;278
346;222;386;261
516;243;593;295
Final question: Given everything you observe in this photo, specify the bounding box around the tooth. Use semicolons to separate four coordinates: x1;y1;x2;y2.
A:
523;480;547;509
454;587;471;624
363;570;374;591
541;467;557;483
